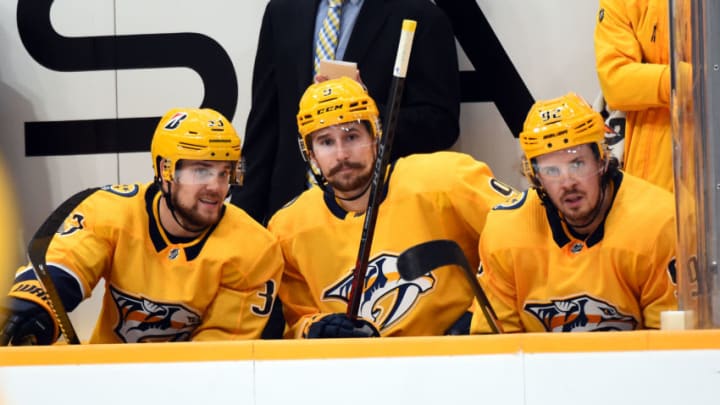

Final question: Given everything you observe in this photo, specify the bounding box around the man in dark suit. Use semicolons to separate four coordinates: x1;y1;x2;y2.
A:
231;0;460;224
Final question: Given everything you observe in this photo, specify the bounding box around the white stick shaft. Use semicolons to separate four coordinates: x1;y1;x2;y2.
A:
393;20;416;78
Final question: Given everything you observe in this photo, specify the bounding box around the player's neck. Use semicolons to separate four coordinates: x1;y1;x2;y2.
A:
566;185;613;236
335;188;371;214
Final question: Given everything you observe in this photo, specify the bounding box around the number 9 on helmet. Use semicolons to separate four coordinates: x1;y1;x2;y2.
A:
151;108;244;185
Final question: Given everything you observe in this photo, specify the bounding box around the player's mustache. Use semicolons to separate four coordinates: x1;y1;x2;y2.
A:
328;161;363;177
198;191;223;202
560;188;584;200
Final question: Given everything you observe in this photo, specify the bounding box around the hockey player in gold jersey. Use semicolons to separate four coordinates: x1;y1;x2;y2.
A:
471;93;677;334
0;108;284;344
269;77;520;338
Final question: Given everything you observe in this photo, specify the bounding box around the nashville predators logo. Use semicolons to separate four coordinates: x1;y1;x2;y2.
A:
110;285;201;342
525;294;638;332
323;254;435;330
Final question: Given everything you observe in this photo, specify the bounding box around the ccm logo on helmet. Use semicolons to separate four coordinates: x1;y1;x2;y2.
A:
317;104;344;115
164;112;188;130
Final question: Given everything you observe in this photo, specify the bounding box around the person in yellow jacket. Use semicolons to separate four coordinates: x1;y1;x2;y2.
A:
594;0;673;192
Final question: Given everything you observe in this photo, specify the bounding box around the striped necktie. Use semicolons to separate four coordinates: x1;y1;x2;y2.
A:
307;0;344;189
314;0;344;76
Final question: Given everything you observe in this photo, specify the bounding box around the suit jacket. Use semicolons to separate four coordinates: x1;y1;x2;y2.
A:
231;0;460;223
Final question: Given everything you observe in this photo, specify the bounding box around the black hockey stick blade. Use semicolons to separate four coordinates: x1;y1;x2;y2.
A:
346;20;417;319
396;239;466;281
27;187;100;344
396;239;503;334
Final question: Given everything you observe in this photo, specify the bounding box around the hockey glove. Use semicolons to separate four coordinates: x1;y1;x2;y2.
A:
445;311;472;335
304;313;380;338
0;297;58;346
0;279;60;345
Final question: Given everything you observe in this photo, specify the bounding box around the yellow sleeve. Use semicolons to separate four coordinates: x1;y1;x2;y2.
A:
470;233;524;334
594;0;670;110
192;235;284;341
43;194;113;299
276;259;322;339
443;153;521;240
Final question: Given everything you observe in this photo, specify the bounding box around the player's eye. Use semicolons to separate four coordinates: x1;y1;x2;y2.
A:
193;167;212;179
539;166;560;177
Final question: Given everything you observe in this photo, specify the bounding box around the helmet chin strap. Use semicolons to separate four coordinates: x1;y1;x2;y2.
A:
334;179;372;202
535;165;610;234
159;180;207;235
563;183;606;231
562;168;610;232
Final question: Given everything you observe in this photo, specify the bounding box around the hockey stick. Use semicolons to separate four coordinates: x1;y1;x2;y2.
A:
346;20;417;319
0;187;100;345
396;239;504;334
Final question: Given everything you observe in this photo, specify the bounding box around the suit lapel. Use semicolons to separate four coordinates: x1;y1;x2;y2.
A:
293;0;322;86
344;0;389;63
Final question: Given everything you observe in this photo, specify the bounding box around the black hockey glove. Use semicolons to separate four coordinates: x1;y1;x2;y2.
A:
305;313;380;338
444;311;472;335
0;297;58;346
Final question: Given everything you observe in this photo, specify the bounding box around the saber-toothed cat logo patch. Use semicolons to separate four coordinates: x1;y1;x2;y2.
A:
323;254;435;330
110;285;201;342
525;294;637;332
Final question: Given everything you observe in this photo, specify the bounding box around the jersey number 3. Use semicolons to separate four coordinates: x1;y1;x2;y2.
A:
251;280;276;316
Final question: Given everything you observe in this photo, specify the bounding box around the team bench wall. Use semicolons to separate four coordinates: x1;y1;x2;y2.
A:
0;330;718;405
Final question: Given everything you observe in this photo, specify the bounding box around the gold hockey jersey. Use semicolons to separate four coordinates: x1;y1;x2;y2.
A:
268;152;519;338
12;182;283;343
471;172;677;333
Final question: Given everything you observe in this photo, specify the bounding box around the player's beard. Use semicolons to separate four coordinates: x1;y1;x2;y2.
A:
170;188;223;230
556;186;601;228
326;161;373;195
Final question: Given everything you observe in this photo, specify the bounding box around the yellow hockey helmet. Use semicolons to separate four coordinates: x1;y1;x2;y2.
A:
151;108;243;184
519;92;606;180
296;77;381;163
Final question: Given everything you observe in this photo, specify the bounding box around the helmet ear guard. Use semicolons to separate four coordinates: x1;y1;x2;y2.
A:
521;155;542;189
160;159;174;182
